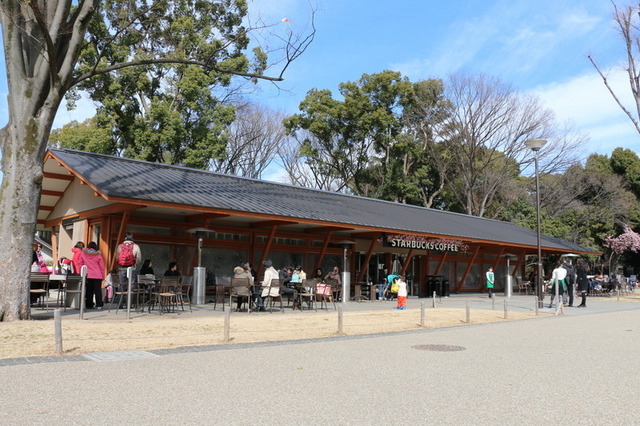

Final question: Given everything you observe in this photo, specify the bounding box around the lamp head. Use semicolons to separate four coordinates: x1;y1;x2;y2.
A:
524;139;547;152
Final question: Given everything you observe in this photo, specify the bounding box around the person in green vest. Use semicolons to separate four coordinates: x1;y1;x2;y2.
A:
486;266;495;298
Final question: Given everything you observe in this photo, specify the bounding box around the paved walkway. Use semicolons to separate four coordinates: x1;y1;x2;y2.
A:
2;295;639;424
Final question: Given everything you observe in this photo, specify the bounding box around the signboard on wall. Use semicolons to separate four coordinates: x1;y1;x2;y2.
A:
382;234;464;252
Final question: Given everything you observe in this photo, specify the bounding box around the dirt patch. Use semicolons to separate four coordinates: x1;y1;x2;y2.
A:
0;308;545;359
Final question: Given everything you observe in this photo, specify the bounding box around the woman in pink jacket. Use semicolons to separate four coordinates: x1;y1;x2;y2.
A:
77;241;105;309
71;241;85;274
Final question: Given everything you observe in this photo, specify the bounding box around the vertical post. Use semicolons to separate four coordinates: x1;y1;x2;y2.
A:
126;266;133;320
432;291;436;308
533;150;545;309
337;306;344;335
420;302;426;327
79;266;87;320
535;298;539;316
465;301;470;323
54;308;63;354
503;299;508;319
223;308;231;342
491;297;495;310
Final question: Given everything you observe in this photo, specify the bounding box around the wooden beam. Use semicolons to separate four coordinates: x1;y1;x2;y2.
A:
305;226;353;234
39;206;54;211
400;249;415;277
349;231;383;238
44;204;143;228
250;220;298;228
434;252;448;276
185;213;230;223
457;246;480;292
357;238;377;282
41;189;64;197
313;231;334;273
492;247;505;271
43;172;74;181
256;225;279;278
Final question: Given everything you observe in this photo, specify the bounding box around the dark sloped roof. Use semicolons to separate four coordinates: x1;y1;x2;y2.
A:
48;148;599;254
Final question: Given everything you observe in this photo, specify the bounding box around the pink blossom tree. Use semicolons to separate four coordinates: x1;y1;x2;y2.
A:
603;226;640;274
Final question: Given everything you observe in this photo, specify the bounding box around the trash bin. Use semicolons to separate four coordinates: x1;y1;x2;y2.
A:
442;279;450;297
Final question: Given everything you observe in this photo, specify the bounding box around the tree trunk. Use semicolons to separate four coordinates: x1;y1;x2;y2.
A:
0;119;50;320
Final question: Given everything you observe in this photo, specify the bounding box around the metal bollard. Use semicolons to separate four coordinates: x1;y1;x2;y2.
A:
223;308;231;342
503;300;508;319
54;309;63;354
432;292;436;308
492;297;495;310
535;298;539;316
337;306;345;335
420;302;426;327
79;266;87;320
465;301;470;323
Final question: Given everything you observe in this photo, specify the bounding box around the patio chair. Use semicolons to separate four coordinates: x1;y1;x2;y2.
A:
263;279;283;313
298;279;317;311
156;276;179;314
229;277;252;312
29;272;50;310
175;276;193;312
325;278;340;303
315;280;336;311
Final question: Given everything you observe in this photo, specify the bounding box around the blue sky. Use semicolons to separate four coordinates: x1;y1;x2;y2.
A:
0;0;636;160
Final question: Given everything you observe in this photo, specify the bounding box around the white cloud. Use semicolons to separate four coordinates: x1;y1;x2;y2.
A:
531;69;640;154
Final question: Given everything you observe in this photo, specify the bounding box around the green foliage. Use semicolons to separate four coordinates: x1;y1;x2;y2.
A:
65;0;268;168
49;118;113;154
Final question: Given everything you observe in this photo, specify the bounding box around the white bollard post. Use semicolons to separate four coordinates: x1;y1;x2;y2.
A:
420;302;426;328
223;308;231;342
79;266;87;320
338;306;345;335
126;267;133;320
54;308;63;354
503;299;508;319
465;301;470;323
432;292;436;308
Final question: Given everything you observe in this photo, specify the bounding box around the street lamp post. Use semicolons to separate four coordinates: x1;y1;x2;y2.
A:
525;139;547;308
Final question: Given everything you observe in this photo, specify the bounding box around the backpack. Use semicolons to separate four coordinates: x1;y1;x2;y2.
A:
390;277;399;294
118;243;136;266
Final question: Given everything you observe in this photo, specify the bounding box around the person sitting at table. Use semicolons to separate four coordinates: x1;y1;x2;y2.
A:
76;241;106;310
312;267;323;281
258;259;279;312
140;259;154;276
291;267;302;284
164;261;180;277
325;266;342;285
279;266;300;310
233;265;254;312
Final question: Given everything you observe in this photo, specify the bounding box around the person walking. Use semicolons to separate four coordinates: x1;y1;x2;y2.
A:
115;233;142;308
548;261;567;308
576;259;589;308
395;276;408;310
76;241;106;309
486;266;495;298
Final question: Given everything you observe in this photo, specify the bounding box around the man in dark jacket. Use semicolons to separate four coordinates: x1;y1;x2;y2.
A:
562;259;575;307
279;266;299;309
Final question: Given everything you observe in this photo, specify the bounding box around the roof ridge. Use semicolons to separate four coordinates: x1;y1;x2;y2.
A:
49;148;512;226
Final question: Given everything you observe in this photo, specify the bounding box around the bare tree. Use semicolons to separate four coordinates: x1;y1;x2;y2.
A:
445;72;584;218
279;129;349;191
0;1;315;321
588;1;640;134
211;103;286;179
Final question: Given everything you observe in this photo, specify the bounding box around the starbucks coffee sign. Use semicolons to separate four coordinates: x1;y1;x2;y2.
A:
382;234;461;252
